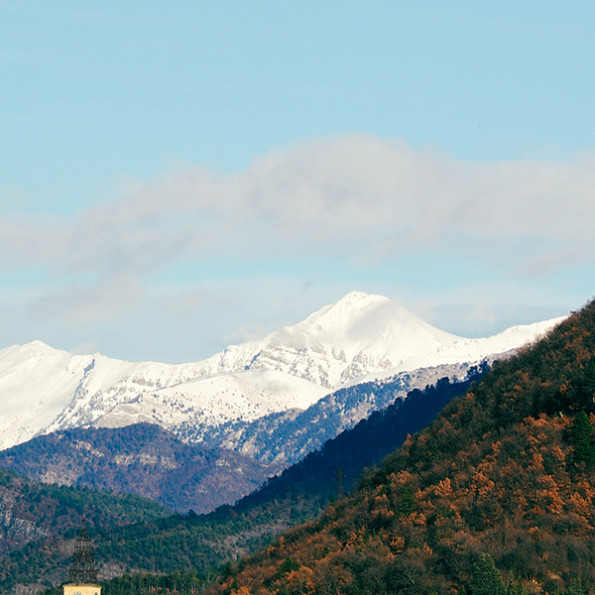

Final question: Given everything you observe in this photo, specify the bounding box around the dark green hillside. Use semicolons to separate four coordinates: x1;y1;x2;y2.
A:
0;468;169;591
202;299;594;594
238;369;487;512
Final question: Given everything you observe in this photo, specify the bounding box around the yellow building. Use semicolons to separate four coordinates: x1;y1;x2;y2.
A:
63;586;101;595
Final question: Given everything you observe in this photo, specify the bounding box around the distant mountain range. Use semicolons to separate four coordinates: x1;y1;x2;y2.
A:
0;423;274;514
0;361;488;515
0;291;564;453
2;293;589;594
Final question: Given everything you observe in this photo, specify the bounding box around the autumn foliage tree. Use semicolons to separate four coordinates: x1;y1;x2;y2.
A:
203;298;595;594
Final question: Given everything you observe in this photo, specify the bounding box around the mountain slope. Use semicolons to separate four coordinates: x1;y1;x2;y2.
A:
0;291;563;451
203;298;595;595
233;367;488;514
200;360;491;466
2;372;482;593
0;424;275;514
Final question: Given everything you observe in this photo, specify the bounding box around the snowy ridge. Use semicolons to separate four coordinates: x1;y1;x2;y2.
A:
194;291;460;387
0;292;565;451
351;316;563;386
200;359;493;466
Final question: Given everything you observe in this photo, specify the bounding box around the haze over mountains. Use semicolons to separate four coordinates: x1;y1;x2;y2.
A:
0;291;563;452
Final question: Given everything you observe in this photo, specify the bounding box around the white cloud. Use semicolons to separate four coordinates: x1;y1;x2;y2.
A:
2;135;593;280
1;134;593;357
29;274;145;327
408;280;577;339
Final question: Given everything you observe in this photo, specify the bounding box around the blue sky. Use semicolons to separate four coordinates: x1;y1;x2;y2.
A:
1;2;594;362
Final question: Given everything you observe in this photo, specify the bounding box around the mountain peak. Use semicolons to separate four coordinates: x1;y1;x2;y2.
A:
300;291;388;331
297;290;457;345
10;340;57;356
336;290;388;307
244;291;461;387
0;293;566;452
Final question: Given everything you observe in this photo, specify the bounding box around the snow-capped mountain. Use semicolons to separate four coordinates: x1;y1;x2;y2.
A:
193;290;460;387
0;291;565;451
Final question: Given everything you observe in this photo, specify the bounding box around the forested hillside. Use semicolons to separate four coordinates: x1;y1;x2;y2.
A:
237;368;487;511
0;468;170;592
202;299;595;594
28;370;478;593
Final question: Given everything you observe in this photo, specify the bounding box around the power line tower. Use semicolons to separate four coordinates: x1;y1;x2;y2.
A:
63;519;101;595
336;467;344;500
